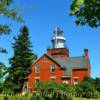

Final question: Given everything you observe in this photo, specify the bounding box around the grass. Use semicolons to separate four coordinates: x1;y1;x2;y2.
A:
0;94;100;100
0;94;33;100
74;97;100;100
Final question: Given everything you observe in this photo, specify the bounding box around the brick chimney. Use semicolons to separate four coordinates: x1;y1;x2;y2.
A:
84;49;88;57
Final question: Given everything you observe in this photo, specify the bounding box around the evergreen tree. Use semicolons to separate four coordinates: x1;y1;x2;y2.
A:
5;26;37;93
0;62;6;82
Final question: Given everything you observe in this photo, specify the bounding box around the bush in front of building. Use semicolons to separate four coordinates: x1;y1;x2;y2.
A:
93;78;100;93
32;81;73;100
74;81;99;98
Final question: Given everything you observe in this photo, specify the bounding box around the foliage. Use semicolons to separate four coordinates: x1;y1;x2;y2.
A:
34;81;73;100
82;76;94;83
0;61;8;93
0;82;4;93
0;48;8;54
0;95;100;100
74;76;100;98
70;0;100;28
0;81;73;100
0;0;24;54
0;62;6;81
0;0;23;34
93;78;100;92
0;0;23;21
83;76;100;93
4;26;37;93
75;81;99;98
74;97;100;100
0;25;11;35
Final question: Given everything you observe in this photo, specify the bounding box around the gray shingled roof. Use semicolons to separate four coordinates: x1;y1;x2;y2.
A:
46;54;90;76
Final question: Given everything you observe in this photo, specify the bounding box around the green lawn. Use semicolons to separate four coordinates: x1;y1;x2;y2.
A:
0;95;100;100
74;98;100;100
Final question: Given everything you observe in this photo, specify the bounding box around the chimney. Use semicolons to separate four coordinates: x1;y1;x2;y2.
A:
84;49;88;57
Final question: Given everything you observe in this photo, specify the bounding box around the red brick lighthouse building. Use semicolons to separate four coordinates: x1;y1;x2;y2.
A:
28;27;91;91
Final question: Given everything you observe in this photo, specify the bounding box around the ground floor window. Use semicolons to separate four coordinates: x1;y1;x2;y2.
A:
35;77;41;89
51;76;56;81
23;81;28;94
35;77;40;84
62;80;69;84
73;77;79;85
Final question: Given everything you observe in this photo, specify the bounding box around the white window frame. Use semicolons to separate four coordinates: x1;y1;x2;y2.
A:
73;77;79;85
35;77;40;84
62;80;69;84
50;76;56;81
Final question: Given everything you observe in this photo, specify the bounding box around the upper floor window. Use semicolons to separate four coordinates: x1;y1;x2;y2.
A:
35;65;40;73
50;64;55;73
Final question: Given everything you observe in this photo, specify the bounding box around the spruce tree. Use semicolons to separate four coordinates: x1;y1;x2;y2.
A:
5;26;37;93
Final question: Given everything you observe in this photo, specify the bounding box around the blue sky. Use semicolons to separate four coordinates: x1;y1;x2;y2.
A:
0;0;100;78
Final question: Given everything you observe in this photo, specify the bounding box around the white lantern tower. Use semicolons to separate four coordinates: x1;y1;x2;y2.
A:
51;27;66;48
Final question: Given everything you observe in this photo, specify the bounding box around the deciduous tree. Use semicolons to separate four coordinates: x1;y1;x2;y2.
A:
70;0;100;28
0;0;23;53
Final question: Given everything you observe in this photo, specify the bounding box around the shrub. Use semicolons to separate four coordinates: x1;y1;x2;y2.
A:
94;78;100;92
74;81;99;98
33;81;73;100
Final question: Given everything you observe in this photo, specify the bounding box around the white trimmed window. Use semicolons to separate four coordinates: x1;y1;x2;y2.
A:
35;65;40;73
73;77;79;85
62;80;69;84
50;64;55;73
51;76;56;81
35;77;40;84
